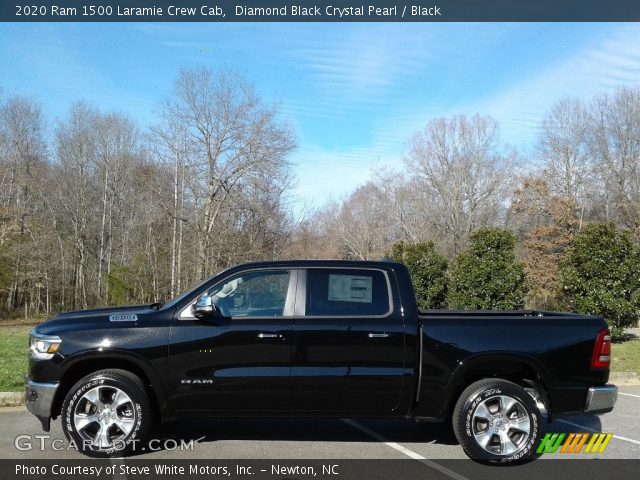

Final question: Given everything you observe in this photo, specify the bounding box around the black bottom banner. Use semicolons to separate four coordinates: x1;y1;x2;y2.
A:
3;459;640;480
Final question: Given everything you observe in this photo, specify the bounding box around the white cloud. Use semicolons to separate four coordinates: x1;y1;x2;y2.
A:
452;24;640;148
288;25;434;114
292;24;640;207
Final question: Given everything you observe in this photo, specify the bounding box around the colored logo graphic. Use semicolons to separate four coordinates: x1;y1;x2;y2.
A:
537;433;613;454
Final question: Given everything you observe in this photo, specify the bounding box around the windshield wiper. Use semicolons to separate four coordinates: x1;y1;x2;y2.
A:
149;302;164;310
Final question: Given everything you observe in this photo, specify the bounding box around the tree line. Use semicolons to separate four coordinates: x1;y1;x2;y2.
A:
390;226;639;338
0;67;296;316
1;68;639;333
289;87;640;334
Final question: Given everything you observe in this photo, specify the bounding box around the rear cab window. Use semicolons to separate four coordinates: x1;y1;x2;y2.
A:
305;268;391;317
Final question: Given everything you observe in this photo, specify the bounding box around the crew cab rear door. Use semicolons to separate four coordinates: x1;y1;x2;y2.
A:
291;267;406;412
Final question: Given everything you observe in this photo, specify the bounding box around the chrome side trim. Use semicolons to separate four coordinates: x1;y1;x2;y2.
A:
25;378;59;418
415;322;423;403
30;330;62;341
257;333;281;339
367;333;390;338
585;385;618;413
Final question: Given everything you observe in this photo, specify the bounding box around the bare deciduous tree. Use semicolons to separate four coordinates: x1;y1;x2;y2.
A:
537;98;591;223
54;103;99;309
405;114;514;255
161;67;296;277
4;75;640;318
590;87;640;231
0;96;48;314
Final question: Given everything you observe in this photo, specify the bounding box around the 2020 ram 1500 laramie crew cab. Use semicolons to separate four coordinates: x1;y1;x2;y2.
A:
25;260;617;462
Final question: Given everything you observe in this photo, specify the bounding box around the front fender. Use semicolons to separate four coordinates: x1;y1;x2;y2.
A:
56;348;170;416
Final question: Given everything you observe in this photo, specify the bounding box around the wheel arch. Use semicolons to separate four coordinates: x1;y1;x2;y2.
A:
52;351;168;420
441;353;553;419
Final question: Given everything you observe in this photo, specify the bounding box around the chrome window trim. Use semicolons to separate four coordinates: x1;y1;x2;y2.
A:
298;267;394;318
178;268;297;320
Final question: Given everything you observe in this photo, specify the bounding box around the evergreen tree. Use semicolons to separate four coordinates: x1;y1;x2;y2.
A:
390;241;448;309
448;229;527;310
560;223;640;339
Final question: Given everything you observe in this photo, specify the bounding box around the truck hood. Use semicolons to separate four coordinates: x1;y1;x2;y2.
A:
34;304;159;335
52;304;154;320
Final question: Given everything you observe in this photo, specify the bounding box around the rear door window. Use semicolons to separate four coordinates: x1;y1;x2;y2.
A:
305;269;391;317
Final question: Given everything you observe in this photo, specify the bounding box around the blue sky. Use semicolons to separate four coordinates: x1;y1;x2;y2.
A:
2;22;640;209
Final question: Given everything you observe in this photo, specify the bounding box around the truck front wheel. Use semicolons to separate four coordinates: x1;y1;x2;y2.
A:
452;379;542;464
61;369;152;457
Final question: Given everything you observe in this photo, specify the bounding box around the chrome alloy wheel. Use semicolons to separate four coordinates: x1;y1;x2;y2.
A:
73;386;136;449
471;395;531;456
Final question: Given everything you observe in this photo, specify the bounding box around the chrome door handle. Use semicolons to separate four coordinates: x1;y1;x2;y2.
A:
257;333;282;339
368;333;390;338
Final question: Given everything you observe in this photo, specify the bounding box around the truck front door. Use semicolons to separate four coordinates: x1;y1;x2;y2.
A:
168;268;296;412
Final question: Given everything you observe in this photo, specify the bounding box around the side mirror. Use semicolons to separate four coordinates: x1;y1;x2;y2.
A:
192;294;216;319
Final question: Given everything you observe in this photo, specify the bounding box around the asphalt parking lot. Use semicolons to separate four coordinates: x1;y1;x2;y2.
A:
0;386;638;461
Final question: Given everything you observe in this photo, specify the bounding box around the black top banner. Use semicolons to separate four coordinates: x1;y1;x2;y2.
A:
3;0;640;22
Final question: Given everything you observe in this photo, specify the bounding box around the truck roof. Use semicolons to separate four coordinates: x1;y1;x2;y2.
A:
222;259;403;270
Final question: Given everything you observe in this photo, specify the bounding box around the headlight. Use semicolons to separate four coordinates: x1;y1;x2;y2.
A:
29;331;61;360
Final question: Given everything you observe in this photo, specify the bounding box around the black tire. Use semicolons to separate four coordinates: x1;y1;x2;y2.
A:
452;379;542;464
61;369;152;457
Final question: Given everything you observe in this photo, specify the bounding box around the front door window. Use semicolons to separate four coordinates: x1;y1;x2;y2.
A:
209;270;290;318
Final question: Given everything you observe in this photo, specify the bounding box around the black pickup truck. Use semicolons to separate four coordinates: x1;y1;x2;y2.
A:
25;260;617;462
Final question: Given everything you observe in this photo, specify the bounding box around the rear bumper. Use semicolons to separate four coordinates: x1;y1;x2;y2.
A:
584;384;618;414
25;377;58;431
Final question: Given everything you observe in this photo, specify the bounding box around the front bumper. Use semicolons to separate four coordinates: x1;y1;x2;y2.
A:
584;384;618;414
25;377;59;431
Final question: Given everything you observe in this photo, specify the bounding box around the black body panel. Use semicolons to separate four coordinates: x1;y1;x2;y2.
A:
414;312;608;419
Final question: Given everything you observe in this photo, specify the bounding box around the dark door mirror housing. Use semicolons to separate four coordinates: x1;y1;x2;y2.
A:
192;294;216;319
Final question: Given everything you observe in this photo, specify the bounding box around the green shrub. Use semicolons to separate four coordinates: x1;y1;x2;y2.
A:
390;241;448;309
448;229;527;310
560;223;640;339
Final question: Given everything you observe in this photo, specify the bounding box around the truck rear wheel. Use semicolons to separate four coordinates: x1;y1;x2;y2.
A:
452;379;542;464
61;369;151;457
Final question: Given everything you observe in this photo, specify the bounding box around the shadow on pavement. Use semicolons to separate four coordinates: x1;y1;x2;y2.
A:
548;413;603;433
136;414;606;456
131;417;459;455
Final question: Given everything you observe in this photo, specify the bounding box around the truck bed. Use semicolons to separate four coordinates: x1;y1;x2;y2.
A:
415;306;608;420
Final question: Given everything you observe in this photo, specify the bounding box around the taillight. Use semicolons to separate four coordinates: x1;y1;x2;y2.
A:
591;328;612;369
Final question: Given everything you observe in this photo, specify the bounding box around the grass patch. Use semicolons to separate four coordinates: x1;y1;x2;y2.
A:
611;338;640;375
611;338;640;374
0;325;31;392
0;316;47;327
